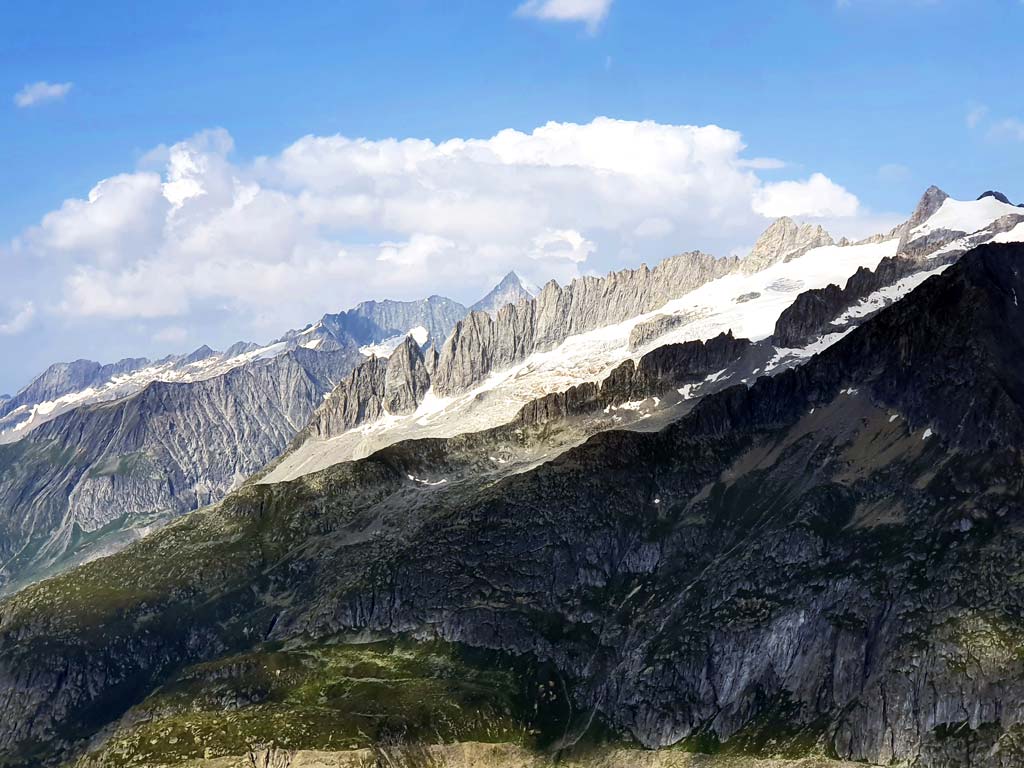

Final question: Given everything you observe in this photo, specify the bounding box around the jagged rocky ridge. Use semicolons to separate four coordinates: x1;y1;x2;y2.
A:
0;346;359;592
293;187;1021;456
1;243;1023;767
1;292;469;442
303;250;750;443
0;358;150;427
0;283;489;590
283;294;469;353
431;251;740;397
741;217;833;273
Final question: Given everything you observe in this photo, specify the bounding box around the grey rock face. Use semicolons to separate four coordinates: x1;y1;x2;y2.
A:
741;217;834;273
910;185;951;228
309;357;389;439
312;295;468;351
470;271;536;317
628;310;711;351
897;185;951;245
299;250;738;441
431;251;737;398
0;347;359;592
383;337;431;416
517;331;751;427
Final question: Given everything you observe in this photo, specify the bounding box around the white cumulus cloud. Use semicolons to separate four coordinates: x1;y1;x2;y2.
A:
7;117;881;351
752;173;861;218
529;229;595;263
14;81;73;108
516;0;613;31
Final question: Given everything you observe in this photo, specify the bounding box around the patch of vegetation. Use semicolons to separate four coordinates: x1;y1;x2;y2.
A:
73;638;548;767
649;694;829;761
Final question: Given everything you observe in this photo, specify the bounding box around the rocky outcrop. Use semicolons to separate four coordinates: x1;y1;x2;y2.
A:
382;337;431;416
770;250;953;349
310;357;389;439
308;337;432;437
979;190;1013;204
906;185;950;230
741;217;833;273
628;310;710;351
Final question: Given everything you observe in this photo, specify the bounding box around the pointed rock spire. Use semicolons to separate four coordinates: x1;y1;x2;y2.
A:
471;271;536;316
383;335;431;415
906;185;950;230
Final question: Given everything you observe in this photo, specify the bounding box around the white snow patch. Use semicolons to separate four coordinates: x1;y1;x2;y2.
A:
360;326;430;358
765;329;855;373
992;221;1024;244
831;265;951;325
922;428;933;441
407;474;448;486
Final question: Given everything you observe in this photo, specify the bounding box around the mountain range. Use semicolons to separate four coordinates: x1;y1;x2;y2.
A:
0;275;531;592
0;188;1023;767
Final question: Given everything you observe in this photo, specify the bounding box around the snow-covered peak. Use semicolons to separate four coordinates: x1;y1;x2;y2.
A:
911;192;1023;238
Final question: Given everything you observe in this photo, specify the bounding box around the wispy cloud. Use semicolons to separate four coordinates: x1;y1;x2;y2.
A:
14;81;73;108
966;103;988;130
8;118;872;344
989;117;1024;142
0;303;35;335
752;173;860;218
516;0;613;33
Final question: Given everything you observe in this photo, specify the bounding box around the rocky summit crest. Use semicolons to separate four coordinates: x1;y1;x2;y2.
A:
742;216;834;273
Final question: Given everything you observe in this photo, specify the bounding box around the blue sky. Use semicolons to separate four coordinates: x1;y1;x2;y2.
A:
1;0;1022;392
